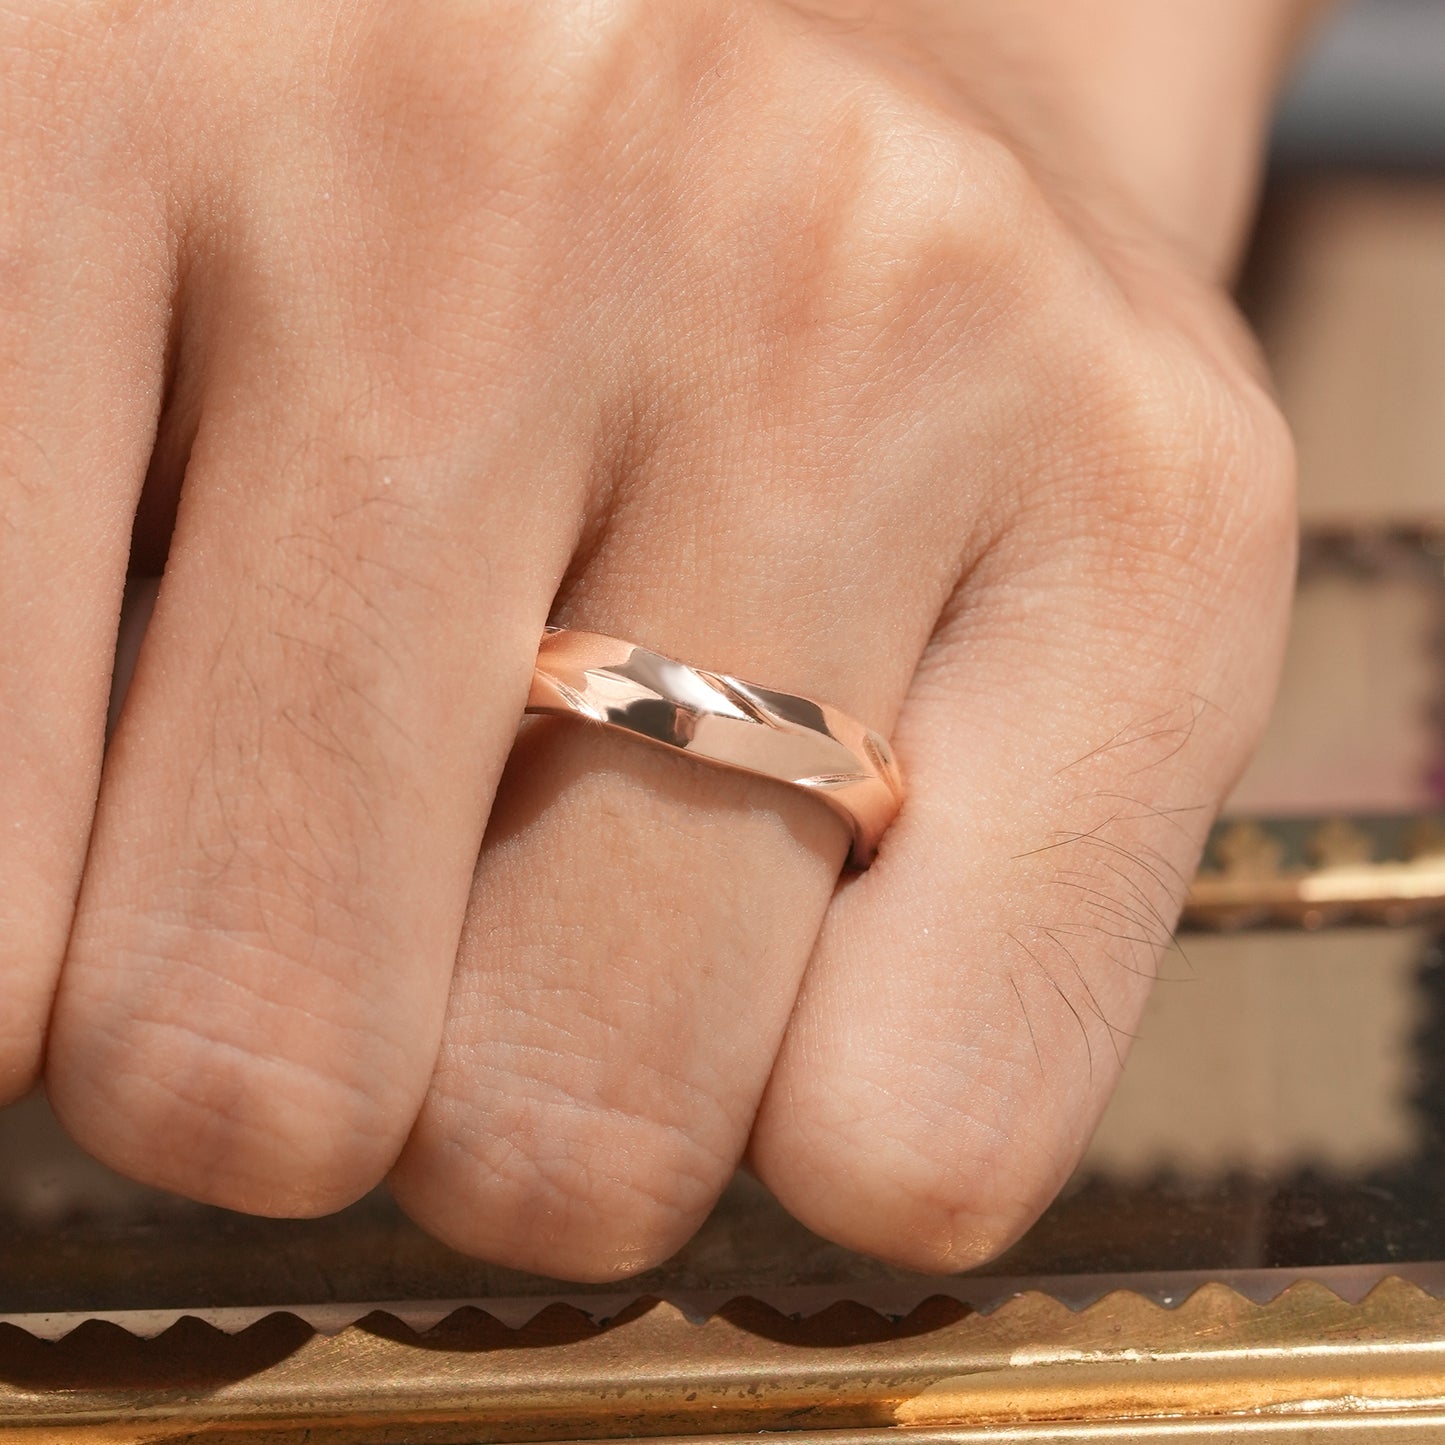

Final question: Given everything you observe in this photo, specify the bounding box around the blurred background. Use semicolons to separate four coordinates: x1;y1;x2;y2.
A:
1274;0;1445;169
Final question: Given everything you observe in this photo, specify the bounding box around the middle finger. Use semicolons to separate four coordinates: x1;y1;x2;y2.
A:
392;335;985;1279
47;210;592;1217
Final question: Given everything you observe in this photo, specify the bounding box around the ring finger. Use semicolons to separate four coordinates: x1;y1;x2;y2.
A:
390;381;970;1279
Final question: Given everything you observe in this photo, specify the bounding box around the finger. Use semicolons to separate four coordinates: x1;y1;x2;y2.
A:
749;350;1297;1272
391;493;939;1279
0;121;171;1097
388;281;991;1277
47;292;590;1217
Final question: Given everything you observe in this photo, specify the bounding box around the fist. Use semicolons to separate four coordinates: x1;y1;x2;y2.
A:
0;0;1294;1278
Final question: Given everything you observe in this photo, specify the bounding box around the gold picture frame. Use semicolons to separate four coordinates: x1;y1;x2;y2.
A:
6;1276;1445;1440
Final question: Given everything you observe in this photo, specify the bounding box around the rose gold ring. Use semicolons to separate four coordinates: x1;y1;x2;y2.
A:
526;627;903;868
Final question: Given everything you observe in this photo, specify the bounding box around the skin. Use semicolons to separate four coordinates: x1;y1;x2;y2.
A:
2;0;1318;1279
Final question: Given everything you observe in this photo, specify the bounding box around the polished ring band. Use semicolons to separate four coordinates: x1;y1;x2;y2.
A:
526;627;903;868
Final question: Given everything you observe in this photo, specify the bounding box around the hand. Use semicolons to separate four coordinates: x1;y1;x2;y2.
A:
6;0;1296;1278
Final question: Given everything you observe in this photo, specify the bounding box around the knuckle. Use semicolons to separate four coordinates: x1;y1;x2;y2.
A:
399;1088;729;1281
798;84;1040;343
759;1068;1059;1274
1038;334;1297;593
49;922;409;1214
337;0;639;181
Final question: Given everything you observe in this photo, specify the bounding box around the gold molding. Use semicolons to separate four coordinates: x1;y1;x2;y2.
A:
1185;815;1445;928
5;1280;1445;1441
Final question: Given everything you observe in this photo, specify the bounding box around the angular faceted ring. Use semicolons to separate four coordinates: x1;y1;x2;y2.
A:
526;627;904;868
